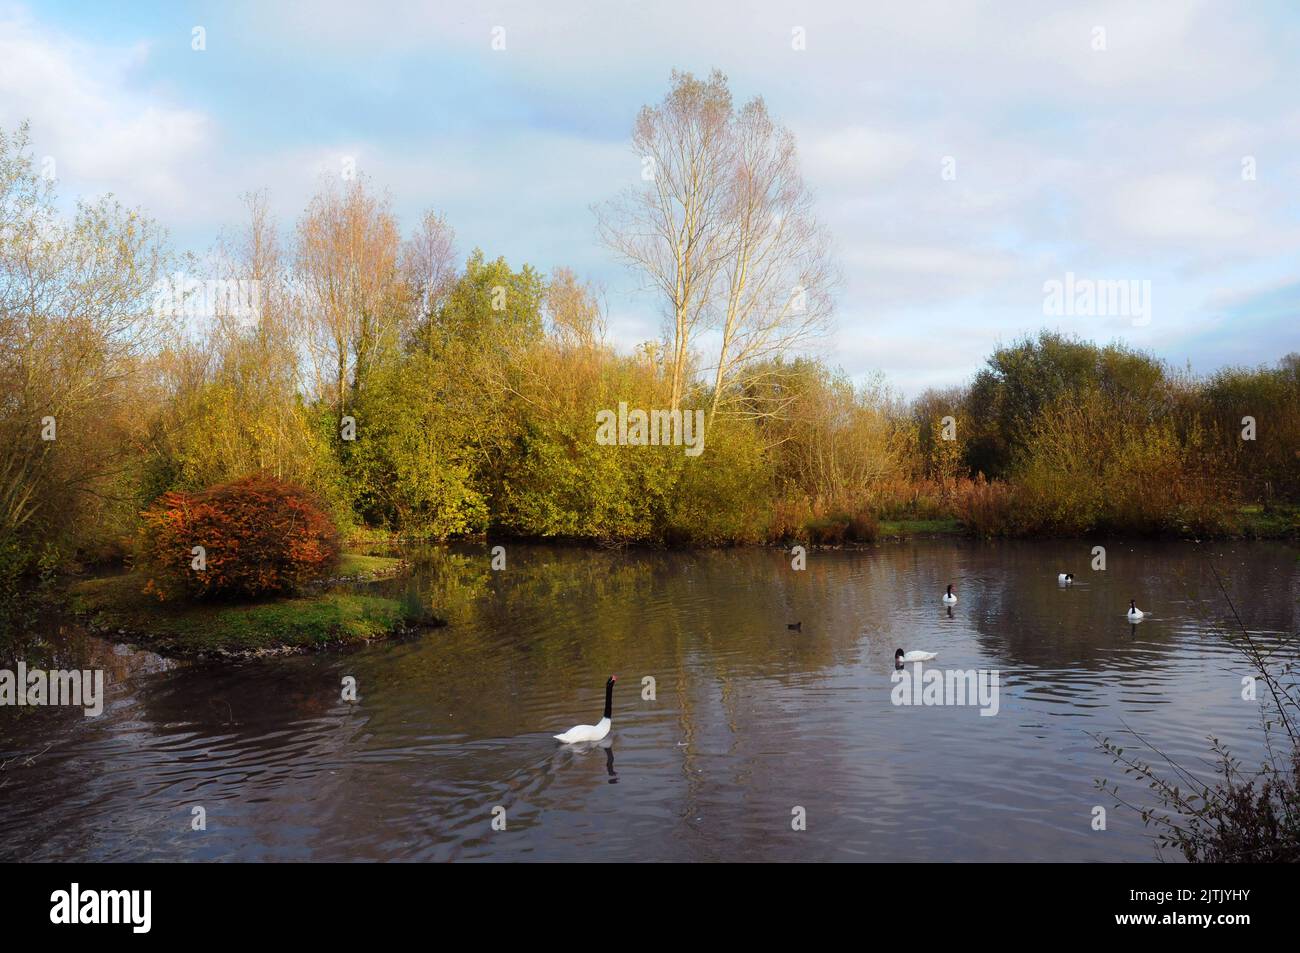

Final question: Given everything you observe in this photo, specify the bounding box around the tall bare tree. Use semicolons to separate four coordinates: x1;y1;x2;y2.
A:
596;70;735;411
708;98;835;427
597;72;835;422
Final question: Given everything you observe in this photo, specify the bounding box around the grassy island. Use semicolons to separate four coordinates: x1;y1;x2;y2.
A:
68;554;434;660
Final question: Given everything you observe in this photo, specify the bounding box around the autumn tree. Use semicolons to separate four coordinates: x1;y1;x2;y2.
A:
145;192;341;509
0;121;171;565
545;266;606;352
295;176;404;415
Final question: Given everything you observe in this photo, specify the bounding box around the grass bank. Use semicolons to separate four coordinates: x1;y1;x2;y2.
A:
1234;504;1300;539
878;518;966;539
69;554;437;660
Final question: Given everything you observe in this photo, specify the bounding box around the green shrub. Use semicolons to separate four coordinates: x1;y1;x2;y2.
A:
1013;387;1231;535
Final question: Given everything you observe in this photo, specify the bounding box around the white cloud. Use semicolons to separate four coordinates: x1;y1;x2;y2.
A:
801;126;919;186
1109;173;1251;243
0;6;213;213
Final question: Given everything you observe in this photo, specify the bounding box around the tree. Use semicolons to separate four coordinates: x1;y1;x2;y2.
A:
965;332;1169;479
909;386;967;480
596;70;735;411
757;361;908;507
0;120;171;561
597;71;835;421
707;97;835;427
401;209;457;337
346;352;489;537
346;251;544;530
145;193;339;510
544;266;606;351
294;176;403;414
1201;355;1300;500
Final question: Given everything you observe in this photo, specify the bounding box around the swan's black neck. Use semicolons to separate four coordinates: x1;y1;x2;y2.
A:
603;679;615;720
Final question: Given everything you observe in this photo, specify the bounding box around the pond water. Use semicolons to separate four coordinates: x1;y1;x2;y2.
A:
1;539;1296;862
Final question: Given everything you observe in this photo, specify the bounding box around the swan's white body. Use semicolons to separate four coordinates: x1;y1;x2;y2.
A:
898;650;938;662
1127;606;1145;621
555;676;617;744
554;717;611;744
942;591;957;605
1058;573;1073;584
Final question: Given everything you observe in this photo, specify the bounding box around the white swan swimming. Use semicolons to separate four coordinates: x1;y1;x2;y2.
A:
1126;600;1145;622
1058;572;1073;584
942;584;957;605
896;648;938;663
554;676;617;744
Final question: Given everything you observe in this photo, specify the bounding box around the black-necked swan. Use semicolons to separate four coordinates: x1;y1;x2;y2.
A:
1058;572;1073;584
942;584;957;605
1127;600;1145;622
554;676;617;744
896;648;938;663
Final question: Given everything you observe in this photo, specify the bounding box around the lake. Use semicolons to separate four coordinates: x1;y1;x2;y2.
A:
1;539;1296;862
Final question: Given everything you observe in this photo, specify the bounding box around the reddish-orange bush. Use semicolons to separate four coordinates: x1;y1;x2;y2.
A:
139;475;341;600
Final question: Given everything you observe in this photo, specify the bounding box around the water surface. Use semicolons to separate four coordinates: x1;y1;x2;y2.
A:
2;539;1296;861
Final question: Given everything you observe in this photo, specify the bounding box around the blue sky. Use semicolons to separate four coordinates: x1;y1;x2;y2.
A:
3;0;1298;395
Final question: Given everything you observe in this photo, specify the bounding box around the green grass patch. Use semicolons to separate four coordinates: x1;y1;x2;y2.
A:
1234;504;1300;539
335;553;405;579
69;560;431;658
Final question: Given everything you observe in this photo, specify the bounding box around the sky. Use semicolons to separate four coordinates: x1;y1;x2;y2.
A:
3;0;1298;396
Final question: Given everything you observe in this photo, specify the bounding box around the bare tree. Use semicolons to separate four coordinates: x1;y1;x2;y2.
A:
597;72;835;422
401;209;457;335
596;70;735;411
214;191;291;357
708;98;835;428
